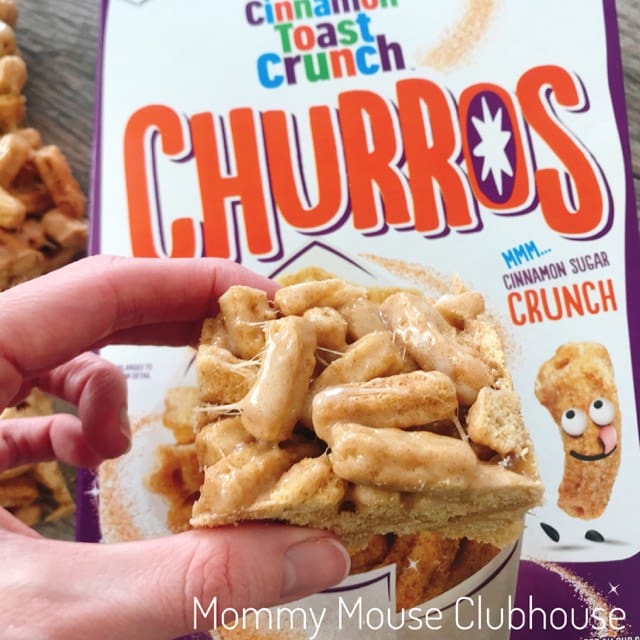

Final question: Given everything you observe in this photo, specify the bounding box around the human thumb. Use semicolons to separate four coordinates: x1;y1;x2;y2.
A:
7;524;350;640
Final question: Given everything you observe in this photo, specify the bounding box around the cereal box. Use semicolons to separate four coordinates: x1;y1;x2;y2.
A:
83;1;640;638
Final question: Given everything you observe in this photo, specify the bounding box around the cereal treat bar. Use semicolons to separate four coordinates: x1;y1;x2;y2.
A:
0;388;75;525
189;274;543;547
0;1;88;291
535;342;620;519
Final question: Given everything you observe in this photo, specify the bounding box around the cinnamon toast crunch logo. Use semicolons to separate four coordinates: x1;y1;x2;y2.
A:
245;0;405;88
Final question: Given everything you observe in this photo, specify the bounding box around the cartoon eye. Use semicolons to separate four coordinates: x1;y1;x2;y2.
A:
588;398;615;426
561;408;588;436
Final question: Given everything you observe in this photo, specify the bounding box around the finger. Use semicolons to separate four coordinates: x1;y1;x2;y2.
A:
0;507;41;538
15;525;350;639
0;255;277;408
37;351;130;461
0;352;130;467
95;322;202;349
0;414;104;470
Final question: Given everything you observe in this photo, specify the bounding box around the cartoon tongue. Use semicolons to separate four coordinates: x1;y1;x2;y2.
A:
599;425;617;455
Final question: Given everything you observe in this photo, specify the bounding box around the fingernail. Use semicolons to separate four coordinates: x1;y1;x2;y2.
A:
120;405;131;450
281;537;351;600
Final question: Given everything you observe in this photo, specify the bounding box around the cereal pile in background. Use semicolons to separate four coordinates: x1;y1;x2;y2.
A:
0;389;75;525
0;0;86;526
0;0;87;291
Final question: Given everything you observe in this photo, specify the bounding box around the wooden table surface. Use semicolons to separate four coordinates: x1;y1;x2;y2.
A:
13;0;640;541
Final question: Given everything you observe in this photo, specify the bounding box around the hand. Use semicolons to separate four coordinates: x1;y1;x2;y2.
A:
0;255;350;640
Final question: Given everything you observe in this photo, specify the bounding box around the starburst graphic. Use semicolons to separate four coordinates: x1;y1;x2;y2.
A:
608;583;620;596
407;558;419;571
84;482;100;502
472;97;513;196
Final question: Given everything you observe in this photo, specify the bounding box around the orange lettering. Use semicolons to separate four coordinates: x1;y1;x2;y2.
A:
397;79;477;233
517;65;607;237
262;107;345;230
338;90;409;231
190;109;275;259
507;292;526;326
123;105;197;258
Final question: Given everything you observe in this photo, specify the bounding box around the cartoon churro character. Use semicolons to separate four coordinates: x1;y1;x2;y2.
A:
535;342;621;519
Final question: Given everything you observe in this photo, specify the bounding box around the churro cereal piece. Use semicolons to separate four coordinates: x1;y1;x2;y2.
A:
445;539;500;591
31;462;74;522
0;474;38;508
219;285;276;360
193;443;309;516
339;296;387;340
535;342;620;519
40;209;88;249
253;456;345;510
381;292;494;404
0;131;30;187
328;424;481;491
0;93;24;132
162;387;199;445
32;146;86;218
0;55;26;95
147;444;202;533
11;503;41;526
302;306;348;354
467;387;529;458
0;463;32;481
195;416;254;468
237;316;316;442
276;265;337;286
393;532;461;610
0;227;42;285
434;291;485;329
312;370;458;441
274;278;367;315
196;344;257;406
15;127;41;149
0;183;25;228
0;1;18;28
349;534;392;573
0;21;16;57
301;330;409;427
311;331;408;395
11;182;53;216
199;315;231;350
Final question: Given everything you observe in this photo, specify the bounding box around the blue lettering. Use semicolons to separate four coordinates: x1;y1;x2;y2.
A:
356;45;379;74
355;13;374;42
257;53;284;88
